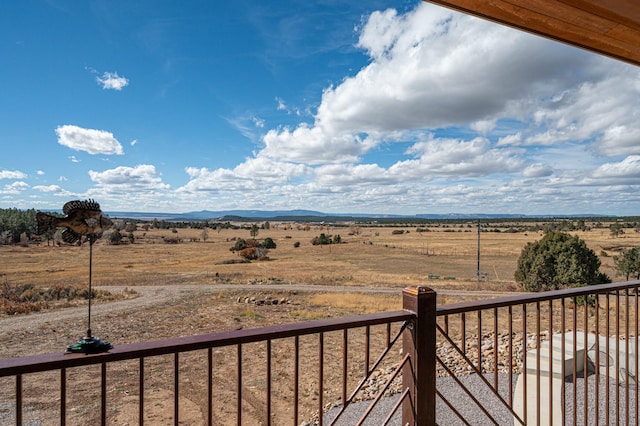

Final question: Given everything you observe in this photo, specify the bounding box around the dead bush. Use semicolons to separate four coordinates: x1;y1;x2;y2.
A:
238;247;269;261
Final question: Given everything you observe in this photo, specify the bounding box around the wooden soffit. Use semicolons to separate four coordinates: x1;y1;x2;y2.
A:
425;0;640;67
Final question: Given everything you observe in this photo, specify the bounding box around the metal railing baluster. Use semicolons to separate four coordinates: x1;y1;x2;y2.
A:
16;374;22;426
101;362;107;425
294;336;299;426
266;339;272;426
318;332;324;426
207;348;212;426
61;368;66;426
237;344;242;426
174;352;179;426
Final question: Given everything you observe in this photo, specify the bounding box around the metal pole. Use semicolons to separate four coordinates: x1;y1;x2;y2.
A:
87;239;93;338
477;220;481;283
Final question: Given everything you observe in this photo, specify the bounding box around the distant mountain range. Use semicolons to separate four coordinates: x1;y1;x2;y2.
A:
107;209;612;222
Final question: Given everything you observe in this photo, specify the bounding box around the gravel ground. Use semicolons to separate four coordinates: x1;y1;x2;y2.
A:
323;372;637;425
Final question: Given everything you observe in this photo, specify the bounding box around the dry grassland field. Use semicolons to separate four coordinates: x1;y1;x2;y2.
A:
2;222;636;296
1;220;640;424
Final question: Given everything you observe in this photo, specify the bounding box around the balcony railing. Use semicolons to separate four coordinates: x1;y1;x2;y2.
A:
1;280;639;425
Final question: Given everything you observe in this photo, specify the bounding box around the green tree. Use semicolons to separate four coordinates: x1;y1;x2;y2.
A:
262;237;276;249
311;233;331;245
515;231;610;292
231;238;246;252
250;224;259;239
614;247;640;280
610;223;624;238
109;229;123;245
0;207;38;244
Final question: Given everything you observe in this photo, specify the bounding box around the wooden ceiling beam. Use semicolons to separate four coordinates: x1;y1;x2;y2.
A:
424;0;640;67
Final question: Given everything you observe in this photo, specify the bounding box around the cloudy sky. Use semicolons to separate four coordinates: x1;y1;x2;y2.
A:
2;1;640;216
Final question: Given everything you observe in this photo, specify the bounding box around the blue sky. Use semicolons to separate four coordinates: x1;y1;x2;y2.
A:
2;1;640;216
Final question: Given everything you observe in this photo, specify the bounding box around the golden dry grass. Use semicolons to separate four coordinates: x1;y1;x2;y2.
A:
2;221;640;425
308;292;401;313
3;221;637;292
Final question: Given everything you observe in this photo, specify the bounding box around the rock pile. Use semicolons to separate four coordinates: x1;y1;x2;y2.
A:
236;294;294;306
436;330;550;377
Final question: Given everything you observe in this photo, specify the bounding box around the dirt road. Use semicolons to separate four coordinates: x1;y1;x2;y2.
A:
0;284;522;339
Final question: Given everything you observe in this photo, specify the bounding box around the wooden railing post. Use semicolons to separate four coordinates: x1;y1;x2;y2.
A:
402;286;436;426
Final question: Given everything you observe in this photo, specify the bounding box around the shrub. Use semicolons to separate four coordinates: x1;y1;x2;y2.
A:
108;229;122;244
0;282;117;315
239;247;269;261
217;259;251;264
232;238;246;252
311;233;332;245
262;237;277;249
515;231;610;292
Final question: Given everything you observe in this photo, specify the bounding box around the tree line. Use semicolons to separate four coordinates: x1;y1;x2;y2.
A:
0;208;38;244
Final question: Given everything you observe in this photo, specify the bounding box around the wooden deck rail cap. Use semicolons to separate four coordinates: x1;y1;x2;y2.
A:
403;285;435;296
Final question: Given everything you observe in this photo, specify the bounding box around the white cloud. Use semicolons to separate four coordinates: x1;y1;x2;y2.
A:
261;124;372;164
396;137;523;178
253;116;265;128
96;71;129;90
496;133;522;147
1;181;29;194
82;165;171;210
257;2;623;176
33;184;63;193
522;163;553;178
88;164;169;192
470;119;497;135
313;163;391;186
56;125;124;155
591;155;640;181
31;185;76;198
595;125;640;157
314;4;596;136
0;170;27;179
36;170;44;175
227;115;268;142
523;71;640;154
179;157;308;193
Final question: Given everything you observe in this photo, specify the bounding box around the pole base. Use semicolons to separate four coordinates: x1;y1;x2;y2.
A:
66;336;112;354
